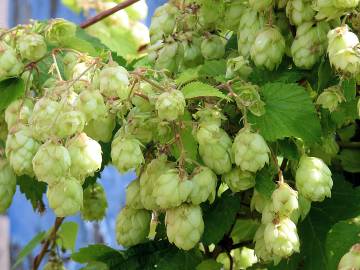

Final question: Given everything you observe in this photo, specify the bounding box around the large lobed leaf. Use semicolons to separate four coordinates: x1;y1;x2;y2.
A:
0;78;25;111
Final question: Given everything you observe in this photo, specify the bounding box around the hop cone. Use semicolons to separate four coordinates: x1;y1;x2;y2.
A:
131;82;155;112
111;136;144;173
200;35;225;60
5;98;34;130
6;126;40;176
189;166;217;205
249;0;274;11
17;33;47;61
314;0;359;21
63;52;78;79
166;204;204;250
0;42;24;81
77;89;107;121
84;113;115;143
81;183;107;221
250;26;285;70
226;56;252;79
182;37;203;68
125;108;156;144
291;22;329;69
222;0;246;31
286;0;315;26
115;207;151;247
0;159;16;213
264;218;300;257
45;18;76;45
251;189;270;213
67;133;102;182
155;90;185;121
149;4;178;43
338;244;360;270
47;177;83;217
99;64;130;99
316;85;345;112
125;179;144;209
155;41;184;73
271;183;299;216
254;224;281;263
222;167;255;192
43;260;67;270
232;128;270;172
295;156;333;201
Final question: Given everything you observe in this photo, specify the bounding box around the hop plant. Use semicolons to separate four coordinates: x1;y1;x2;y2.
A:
271;183;299;216
237;9;264;58
55;105;85;139
125;108;156;144
47;177;83;217
155;41;184;73
222;167;256;192
0;42;24;81
166;204;204;250
232;128;270;173
222;0;246;31
291;22;329;69
316;85;345;112
115;207;151;247
43;259;67;270
200;35;225;60
81;183;107;221
125;179;144;209
295;156;333;202
131;82;155;112
264;218;300;258
99;64;130;99
84;113;115;143
182;36;203;68
17;33;47;61
45;18;76;45
251;189;270;213
254;225;275;263
0;159;16;213
111;136;144;173
338;244;360;270
5;98;34;130
249;0;274;11
286;0;315;26
226;56;253;79
32;141;71;186
153;168;193;209
63;51;78;79
197;0;225;30
313;0;360;21
77;89;107;121
5;126;40;176
189;166;217;205
250;26;285;70
155;89;185;121
149;3;178;42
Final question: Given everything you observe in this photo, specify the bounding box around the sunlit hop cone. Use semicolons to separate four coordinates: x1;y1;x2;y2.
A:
286;0;315;26
155;89;186;121
5;126;40;176
189;166;217;205
99;64;130;99
17;33;47;61
251;189;270;213
115;207;151;247
264;218;300;257
254;225;275;263
81;183;108;221
295;156;333;202
84;112;115;143
222;0;246;31
111;136;144;173
45;18;76;45
291;22;330;69
77;89;107;122
32;141;71;186
0;42;24;81
149;3;178;43
166;204;204;250
338;243;360;270
271;183;299;217
313;0;360;21
249;0;274;11
125;179;144;209
5;98;34;130
250;26;285;70
316;85;345;112
155;41;184;73
47;177;83;217
222;167;255;192
200;35;225;60
0;159;16;213
232;128;270;173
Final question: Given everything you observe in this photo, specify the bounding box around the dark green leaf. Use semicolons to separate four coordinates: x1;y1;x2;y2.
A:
12;231;47;269
57;222;78;252
339;149;360;173
181;81;228;100
196;259;223;270
17;175;46;210
248;82;321;143
202;191;241;245
198;60;227;78
225;34;237;52
157;249;202;270
317;57;334;91
175;68;200;86
331;98;359;127
255;166;277;199
342;79;356;101
230;219;260;244
71;244;121;263
276;138;299;160
326;218;360;270
0;78;25;111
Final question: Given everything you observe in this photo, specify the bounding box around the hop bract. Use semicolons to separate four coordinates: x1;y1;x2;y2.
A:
0;159;16;213
271;183;299;217
155;89;185;121
0;42;24;81
200;35;225;60
249;0;274;11
314;0;360;21
18;33;47;61
254;225;274;263
316;85;345;112
149;3;177;42
264;218;300;258
250;26;285;71
166;204;204;250
47;177;83;217
111;136;144;173
222;167;255;192
125;179;144;209
5;98;34;130
295;156;333;202
46;18;76;45
77;89;107;121
251;189;270;213
189;166;217;205
99;64;130;99
338;244;360;270
81;183;107;221
84;113;115;143
232;128;270;173
115;207;151;247
286;0;315;26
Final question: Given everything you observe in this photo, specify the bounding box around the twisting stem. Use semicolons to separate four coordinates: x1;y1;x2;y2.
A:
80;0;141;29
33;217;65;270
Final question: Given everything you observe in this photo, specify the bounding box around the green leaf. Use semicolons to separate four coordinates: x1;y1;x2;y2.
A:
342;79;356;101
198;60;227;77
181;82;228;100
255;166;277;199
275;138;299;160
157;249;202;270
230;219;260;244
175;68;200;86
202;191;241;245
331;98;359;127
17;175;46;210
196;259;223;270
12;231;47;269
61;36;98;57
57;222;78;252
71;244;121;263
325;218;360;270
248;82;321;143
0;78;25;111
317;57;334;91
339;149;360;173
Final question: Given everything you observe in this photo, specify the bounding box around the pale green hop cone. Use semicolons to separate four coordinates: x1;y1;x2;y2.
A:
222;167;255;192
0;159;16;213
81;183;107;221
